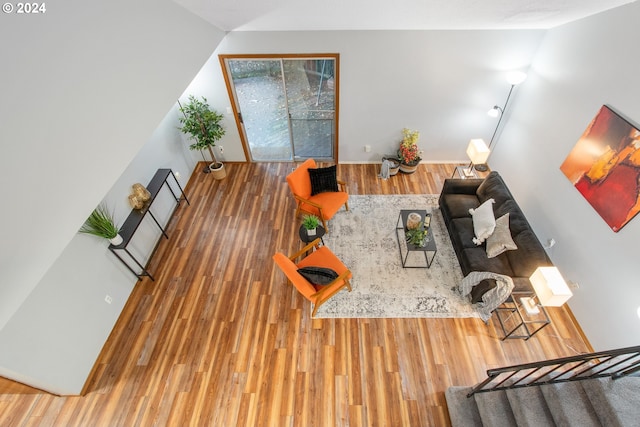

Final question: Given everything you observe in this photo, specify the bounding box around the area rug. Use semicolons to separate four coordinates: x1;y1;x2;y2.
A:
314;194;480;319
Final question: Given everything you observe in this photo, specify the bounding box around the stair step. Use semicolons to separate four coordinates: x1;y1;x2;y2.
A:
445;386;482;427
506;386;555;427
582;377;640;427
539;382;601;427
475;390;517;427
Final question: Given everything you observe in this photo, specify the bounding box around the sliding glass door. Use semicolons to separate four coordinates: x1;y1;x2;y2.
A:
220;55;338;162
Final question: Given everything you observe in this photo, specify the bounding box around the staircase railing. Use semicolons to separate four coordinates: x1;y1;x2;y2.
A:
467;345;640;398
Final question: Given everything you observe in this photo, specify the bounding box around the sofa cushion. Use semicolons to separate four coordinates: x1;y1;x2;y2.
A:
476;172;513;206
304;191;349;220
469;198;495;245
494;200;530;235
450;218;478;250
459;247;514;277
508;211;532;236
494;199;517;218
440;193;480;219
486;213;518;258
507;230;553;277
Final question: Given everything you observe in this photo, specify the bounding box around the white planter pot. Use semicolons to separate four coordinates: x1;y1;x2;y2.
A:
307;228;317;236
109;234;123;246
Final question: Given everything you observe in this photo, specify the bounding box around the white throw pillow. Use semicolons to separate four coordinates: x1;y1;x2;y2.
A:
486;213;518;258
469;198;495;245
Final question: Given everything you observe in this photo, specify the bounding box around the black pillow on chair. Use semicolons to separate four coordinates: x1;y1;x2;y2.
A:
308;165;339;196
470;279;497;304
298;266;339;285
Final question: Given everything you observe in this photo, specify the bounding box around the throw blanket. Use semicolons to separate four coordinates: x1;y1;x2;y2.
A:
378;159;394;179
459;271;514;322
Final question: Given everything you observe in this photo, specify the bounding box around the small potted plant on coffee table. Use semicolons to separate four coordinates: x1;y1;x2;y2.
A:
405;224;428;247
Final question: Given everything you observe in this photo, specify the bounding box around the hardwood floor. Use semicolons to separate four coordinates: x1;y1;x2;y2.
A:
0;162;592;426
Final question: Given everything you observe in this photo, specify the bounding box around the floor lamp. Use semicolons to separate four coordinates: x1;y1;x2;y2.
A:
476;71;528;172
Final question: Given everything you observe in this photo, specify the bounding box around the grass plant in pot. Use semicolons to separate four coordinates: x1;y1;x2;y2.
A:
79;203;122;246
302;214;320;236
178;95;227;180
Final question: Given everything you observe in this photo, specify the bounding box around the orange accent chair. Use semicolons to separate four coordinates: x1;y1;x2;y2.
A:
286;159;349;232
273;239;352;317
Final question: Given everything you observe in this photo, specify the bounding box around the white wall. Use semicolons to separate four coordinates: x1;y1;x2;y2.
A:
206;30;545;163
491;2;640;350
0;106;199;395
0;0;224;394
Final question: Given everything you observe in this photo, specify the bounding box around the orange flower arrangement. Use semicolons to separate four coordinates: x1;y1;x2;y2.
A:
398;128;421;165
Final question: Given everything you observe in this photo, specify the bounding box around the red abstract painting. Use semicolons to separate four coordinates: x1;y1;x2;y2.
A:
560;105;640;232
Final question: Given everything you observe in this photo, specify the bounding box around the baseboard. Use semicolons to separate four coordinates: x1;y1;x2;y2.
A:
564;305;595;353
197;159;470;165
339;159;468;165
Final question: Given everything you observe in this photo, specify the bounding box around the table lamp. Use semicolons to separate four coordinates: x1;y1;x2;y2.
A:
528;266;573;308
465;138;491;175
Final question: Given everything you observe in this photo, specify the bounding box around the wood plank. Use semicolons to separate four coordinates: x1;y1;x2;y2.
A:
0;162;593;426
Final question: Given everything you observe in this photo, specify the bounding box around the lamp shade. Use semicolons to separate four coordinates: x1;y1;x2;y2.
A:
487;106;501;118
506;71;527;85
530;267;573;307
466;139;490;164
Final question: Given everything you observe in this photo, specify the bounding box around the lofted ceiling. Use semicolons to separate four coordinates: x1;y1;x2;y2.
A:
173;0;636;31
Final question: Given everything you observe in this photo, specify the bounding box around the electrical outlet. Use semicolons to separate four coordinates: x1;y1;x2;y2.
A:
105;295;113;304
544;238;556;249
219;146;224;154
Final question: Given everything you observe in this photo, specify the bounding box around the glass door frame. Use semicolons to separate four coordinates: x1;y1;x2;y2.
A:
219;53;340;163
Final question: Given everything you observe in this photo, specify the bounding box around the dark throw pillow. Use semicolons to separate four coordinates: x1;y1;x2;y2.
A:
298;266;339;285
308;165;339;196
470;279;498;304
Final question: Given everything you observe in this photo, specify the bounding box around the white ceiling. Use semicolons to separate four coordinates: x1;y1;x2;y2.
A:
174;0;636;31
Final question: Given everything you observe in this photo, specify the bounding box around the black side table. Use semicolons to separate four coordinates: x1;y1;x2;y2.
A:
451;165;479;179
299;225;326;246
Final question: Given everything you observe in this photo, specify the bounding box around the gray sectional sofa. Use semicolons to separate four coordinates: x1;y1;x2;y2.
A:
438;171;553;296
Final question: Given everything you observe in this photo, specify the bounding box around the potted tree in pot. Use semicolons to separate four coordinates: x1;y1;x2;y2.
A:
79;203;122;245
178;95;227;180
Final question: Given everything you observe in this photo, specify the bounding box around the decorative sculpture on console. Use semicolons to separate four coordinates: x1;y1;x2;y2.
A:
128;183;151;210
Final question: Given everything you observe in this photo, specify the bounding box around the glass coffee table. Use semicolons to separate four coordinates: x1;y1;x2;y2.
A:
395;209;437;268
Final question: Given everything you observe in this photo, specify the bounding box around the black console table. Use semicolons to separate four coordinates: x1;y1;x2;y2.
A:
109;169;189;280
